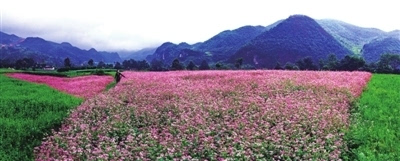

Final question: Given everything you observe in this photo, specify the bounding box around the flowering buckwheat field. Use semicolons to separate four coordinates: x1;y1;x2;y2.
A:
7;73;113;99
34;70;371;160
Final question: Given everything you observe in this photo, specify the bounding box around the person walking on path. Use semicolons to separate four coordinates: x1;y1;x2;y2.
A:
114;70;125;83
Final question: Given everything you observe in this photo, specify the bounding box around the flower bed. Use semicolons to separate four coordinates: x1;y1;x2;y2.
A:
7;73;113;99
35;70;371;160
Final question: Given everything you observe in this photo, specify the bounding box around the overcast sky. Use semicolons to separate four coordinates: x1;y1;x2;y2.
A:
1;0;399;52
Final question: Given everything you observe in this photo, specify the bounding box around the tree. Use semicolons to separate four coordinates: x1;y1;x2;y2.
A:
122;59;131;69
170;58;184;70
284;62;299;70
338;55;365;71
186;61;197;70
97;61;106;68
2;59;14;68
150;59;164;71
64;57;72;68
123;59;138;70
296;56;318;70
320;54;339;70
377;54;400;73
106;64;114;68
199;60;210;70
137;60;150;70
274;62;283;70
215;63;222;69
15;58;35;70
114;62;122;69
235;58;243;69
88;59;94;67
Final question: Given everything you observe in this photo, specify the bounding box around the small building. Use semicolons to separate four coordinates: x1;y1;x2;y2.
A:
43;65;55;70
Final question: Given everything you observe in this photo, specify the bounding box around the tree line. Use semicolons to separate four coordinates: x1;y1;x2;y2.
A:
1;54;400;74
275;53;400;74
140;54;400;73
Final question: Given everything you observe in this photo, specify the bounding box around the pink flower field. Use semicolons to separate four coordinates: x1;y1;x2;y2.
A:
34;70;371;160
7;73;113;99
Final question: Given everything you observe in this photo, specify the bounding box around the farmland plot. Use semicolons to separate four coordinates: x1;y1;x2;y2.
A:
35;70;371;160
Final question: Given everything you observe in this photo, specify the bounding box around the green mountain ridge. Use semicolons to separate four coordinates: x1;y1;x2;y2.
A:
232;15;352;68
0;34;121;66
145;15;400;68
362;37;400;63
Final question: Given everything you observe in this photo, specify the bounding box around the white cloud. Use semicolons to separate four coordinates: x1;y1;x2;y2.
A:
1;0;399;51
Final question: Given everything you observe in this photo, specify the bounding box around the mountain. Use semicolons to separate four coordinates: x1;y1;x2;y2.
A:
146;25;269;65
0;32;24;46
232;15;352;68
389;30;400;39
361;37;400;63
19;37;121;65
194;25;267;61
0;32;121;66
122;47;157;61
0;45;56;64
318;19;387;54
146;42;205;65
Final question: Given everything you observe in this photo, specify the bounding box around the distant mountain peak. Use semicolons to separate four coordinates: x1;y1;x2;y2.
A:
177;42;191;49
0;31;24;46
160;42;175;46
88;48;98;53
284;14;316;24
23;37;47;43
61;42;72;47
275;14;319;30
287;14;311;19
232;14;351;68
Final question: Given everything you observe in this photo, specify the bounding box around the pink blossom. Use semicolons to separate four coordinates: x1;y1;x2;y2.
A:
34;70;371;160
7;73;113;98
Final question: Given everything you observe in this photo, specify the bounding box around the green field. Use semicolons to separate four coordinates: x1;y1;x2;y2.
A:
22;69;116;77
346;74;400;160
0;68;21;74
0;74;83;160
2;68;400;160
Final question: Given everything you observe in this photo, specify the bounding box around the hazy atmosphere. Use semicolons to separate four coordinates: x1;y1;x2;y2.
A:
1;0;399;52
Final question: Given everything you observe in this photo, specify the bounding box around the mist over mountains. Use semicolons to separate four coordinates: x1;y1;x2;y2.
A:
1;14;400;68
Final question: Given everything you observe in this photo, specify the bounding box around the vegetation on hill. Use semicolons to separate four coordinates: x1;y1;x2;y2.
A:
145;42;203;65
232;15;352;68
361;37;400;63
146;25;267;66
142;15;399;71
0;31;121;67
318;19;387;54
0;47;58;67
19;37;120;65
195;26;266;60
0;32;24;45
122;47;157;61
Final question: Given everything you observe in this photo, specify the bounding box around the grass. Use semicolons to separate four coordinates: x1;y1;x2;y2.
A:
21;68;116;77
105;81;117;91
345;74;400;160
0;74;83;160
0;68;21;74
